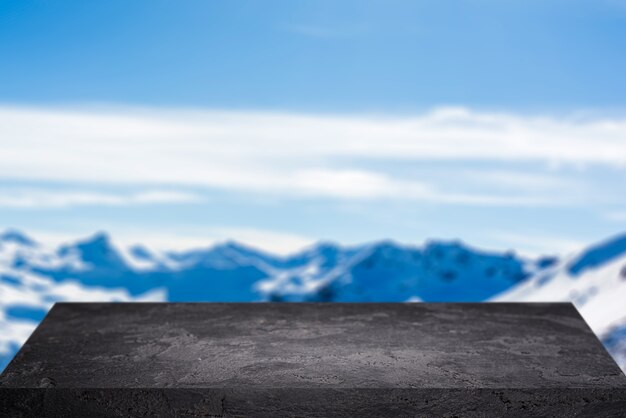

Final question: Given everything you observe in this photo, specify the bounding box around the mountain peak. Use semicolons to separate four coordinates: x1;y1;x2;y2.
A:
74;231;119;255
296;240;346;257
423;239;466;251
58;231;127;270
568;232;626;276
83;231;111;245
218;240;261;254
0;229;37;247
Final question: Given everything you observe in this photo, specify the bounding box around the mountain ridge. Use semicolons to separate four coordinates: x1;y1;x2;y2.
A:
1;229;625;373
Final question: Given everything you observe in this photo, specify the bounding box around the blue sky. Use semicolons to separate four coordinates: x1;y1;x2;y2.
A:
1;0;626;255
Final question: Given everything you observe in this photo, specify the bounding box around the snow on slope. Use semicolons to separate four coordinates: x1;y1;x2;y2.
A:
493;233;626;372
494;253;626;335
0;232;165;370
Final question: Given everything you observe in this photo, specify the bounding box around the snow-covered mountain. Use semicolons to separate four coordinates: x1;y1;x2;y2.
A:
493;233;626;373
1;229;625;374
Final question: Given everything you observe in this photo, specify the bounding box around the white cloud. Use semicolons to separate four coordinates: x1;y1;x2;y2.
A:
0;105;624;205
458;169;575;192
0;189;202;208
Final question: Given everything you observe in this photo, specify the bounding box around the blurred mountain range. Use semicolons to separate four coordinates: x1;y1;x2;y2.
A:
1;229;625;373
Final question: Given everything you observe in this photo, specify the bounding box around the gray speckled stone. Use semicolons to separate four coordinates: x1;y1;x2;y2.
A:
1;302;625;417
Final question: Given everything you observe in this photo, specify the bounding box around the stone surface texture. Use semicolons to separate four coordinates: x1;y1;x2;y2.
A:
1;302;625;417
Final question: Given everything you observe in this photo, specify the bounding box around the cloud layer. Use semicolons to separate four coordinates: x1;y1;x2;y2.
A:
0;189;202;208
0;105;624;206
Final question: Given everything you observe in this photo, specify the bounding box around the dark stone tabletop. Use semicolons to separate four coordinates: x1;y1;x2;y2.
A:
1;302;625;417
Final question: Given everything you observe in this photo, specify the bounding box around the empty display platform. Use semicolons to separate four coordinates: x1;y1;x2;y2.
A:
1;302;625;417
